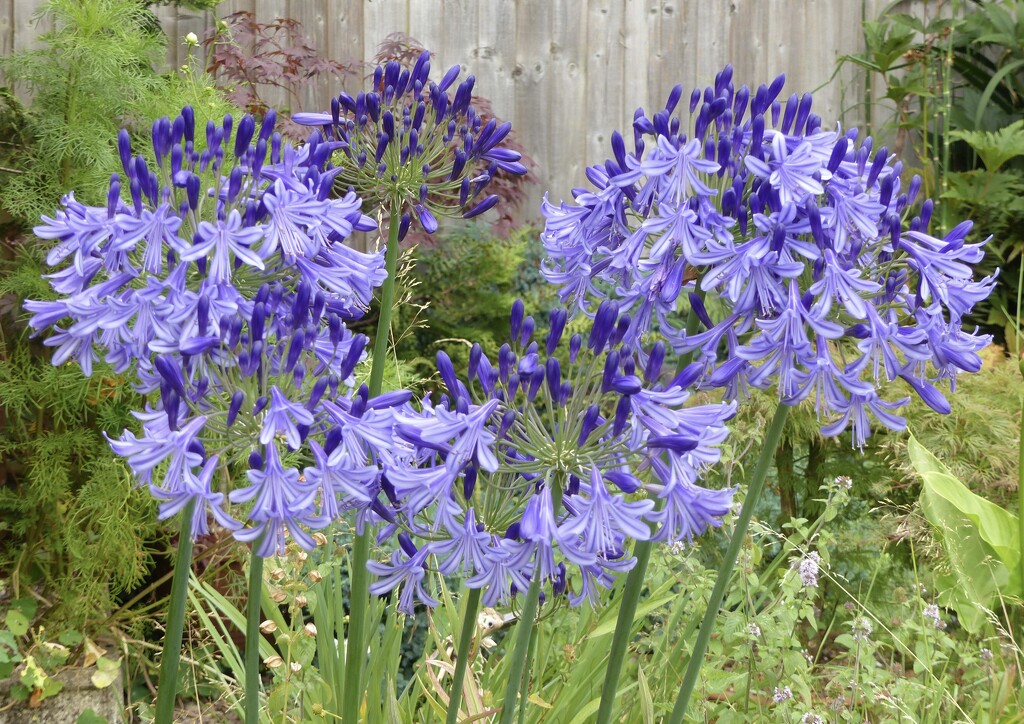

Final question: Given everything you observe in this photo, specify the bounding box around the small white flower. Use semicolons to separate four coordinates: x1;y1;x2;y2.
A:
773;686;793;703
747;622;762;638
799;552;820;588
851;616;873;642
184;32;199;46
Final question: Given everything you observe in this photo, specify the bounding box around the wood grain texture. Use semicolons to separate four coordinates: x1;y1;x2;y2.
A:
6;0;899;224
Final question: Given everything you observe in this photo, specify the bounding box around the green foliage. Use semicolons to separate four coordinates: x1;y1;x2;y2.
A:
909;433;1021;632
0;0;237;227
394;223;557;378
0;0;165;224
0;290;161;627
883;347;1020;507
839;1;1024;342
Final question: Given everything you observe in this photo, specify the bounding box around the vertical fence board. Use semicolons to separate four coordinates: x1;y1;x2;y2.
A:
5;0;914;224
289;0;329;112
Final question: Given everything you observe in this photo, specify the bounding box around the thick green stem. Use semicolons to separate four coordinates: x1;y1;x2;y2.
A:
368;201;403;398
342;202;402;724
668;403;790;724
154;501;195;724
245;552;264;723
446;587;482;724
499;575;542;724
596;303;705;724
595;539;654;724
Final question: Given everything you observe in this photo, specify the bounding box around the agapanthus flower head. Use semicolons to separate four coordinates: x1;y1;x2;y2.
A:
368;300;735;612
25;106;409;555
292;49;527;237
541;66;994;447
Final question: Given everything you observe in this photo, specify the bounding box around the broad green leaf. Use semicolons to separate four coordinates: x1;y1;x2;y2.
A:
91;656;120;689
76;710;109;724
5;610;28;637
909;434;1021;631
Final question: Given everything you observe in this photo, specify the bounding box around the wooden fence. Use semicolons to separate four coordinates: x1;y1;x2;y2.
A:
2;0;887;221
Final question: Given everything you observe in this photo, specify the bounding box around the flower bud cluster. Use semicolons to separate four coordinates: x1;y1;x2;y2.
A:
293;50;527;236
542;66;994;447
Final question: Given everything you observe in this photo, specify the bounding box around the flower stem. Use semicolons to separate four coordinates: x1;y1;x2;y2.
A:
245;551;264;723
499;575;542;724
446;587;482;724
342;201;402;724
596;303;704;724
154;500;195;724
668;402;790;724
368;199;403;398
595;538;654;724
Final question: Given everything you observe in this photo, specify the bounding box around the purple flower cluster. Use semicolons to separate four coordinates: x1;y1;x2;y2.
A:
541;66;994;446
367;300;736;612
25;105;407;555
293;50;527;236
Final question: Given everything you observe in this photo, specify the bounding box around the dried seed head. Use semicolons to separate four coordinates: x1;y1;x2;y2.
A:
304;623;317;637
259;620;278;635
308;570;323;584
312;532;329;546
264;655;284;669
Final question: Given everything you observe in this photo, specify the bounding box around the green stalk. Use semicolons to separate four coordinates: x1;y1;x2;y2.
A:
154;501;196;724
446;587;483;724
595;538;655;724
244;551;264;723
368;200;403;398
596;304;704;724
1017;259;1024;599
342;200;402;724
517;625;539;724
1018;369;1024;597
499;575;542;724
668;403;790;724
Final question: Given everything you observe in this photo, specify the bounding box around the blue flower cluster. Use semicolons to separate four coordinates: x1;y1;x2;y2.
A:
293;50;527;236
542;66;994;446
368;300;736;612
24;105;407;555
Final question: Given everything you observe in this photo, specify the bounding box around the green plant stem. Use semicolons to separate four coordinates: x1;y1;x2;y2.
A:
668;403;790;724
155;501;195;724
596;304;704;724
1019;380;1024;595
517;625;539;724
447;587;482;724
245;551;264;723
595;537;654;724
368;199;403;398
342;200;402;724
499;575;542;724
